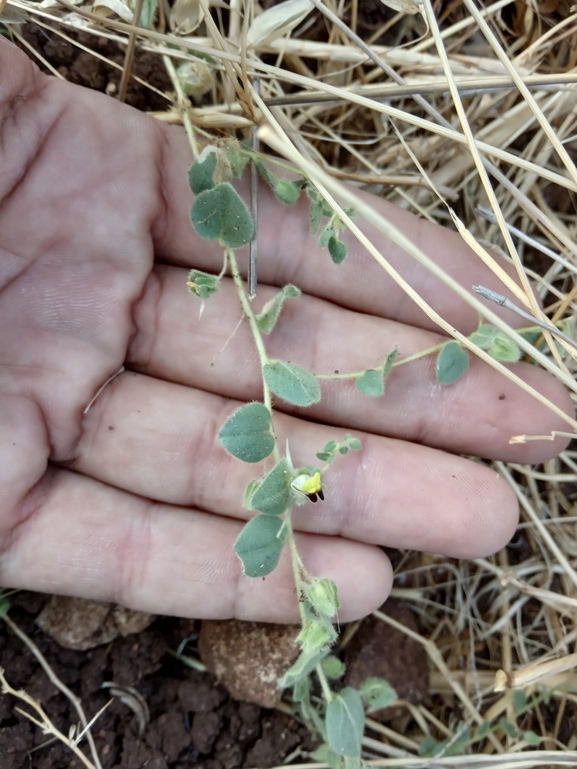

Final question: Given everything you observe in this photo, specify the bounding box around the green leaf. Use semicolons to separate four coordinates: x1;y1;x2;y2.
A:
436;341;469;384
243;479;261;509
328;236;347;264
523;730;542;746
187;269;219;300
476;720;492;740
278;646;331;689
250;459;291;515
338;446;348;454
355;369;384;397
513;689;527;713
140;0;157;28
297;618;337;653
256;284;301;334
218;402;275;463
316;451;331;461
227;145;250;177
348;438;361;450
234;515;287;577
188;148;217;194
489;336;521;363
319;224;332;248
326;687;364;758
499;717;517;739
309;197;324;235
264;360;321;407
517;326;542;346
293;675;311;703
321;655;346;680
418;735;439;757
307;578;340;617
0;596;10;617
254;158;278;188
191;182;254;248
312;745;344;769
274;179;302;205
468;323;502;349
359;678;397;710
382;347;399;380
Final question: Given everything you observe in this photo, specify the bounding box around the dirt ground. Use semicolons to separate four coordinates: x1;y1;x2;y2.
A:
0;592;318;768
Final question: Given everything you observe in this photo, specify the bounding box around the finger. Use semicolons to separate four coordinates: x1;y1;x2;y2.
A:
153;124;532;334
128;265;572;463
73;371;519;559
1;467;391;622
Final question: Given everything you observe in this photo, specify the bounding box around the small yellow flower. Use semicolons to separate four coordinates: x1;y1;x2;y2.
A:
291;471;324;503
300;472;322;495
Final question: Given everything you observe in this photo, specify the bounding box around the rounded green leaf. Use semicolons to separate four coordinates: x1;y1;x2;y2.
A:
218;402;274;463
191;182;254;248
326;687;364;758
436;341;469;384
359;677;397;710
250;459;291;515
355;369;384;397
234;515;287;577
188;148;217;194
328;235;347;264
264;360;321;407
523;730;542;746
468;323;501;349
489;336;521;362
274;179;301;205
321;655;346;680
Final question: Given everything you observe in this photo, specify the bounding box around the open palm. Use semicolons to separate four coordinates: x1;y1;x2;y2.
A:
0;39;571;622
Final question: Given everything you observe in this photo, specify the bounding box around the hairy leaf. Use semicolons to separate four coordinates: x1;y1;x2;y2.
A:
264;360;321;407
250;459;291;515
356;369;384;397
219;402;274;463
256;284;301;334
436;341;469;384
328;236;347;264
188;148;217;194
326;687;364;758
234;515;287;577
191;182;254;248
359;678;397;710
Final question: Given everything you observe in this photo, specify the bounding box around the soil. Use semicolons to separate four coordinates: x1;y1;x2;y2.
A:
0;592;317;769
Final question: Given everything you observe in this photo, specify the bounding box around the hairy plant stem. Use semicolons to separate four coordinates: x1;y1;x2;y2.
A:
315;662;334;703
163;55;199;159
286;516;309;626
315;343;445;381
228;248;280;462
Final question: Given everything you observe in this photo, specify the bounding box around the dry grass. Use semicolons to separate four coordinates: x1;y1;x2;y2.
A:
4;0;577;765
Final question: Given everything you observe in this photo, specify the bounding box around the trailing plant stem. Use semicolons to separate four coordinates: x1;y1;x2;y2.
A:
315;662;334;703
286;516;309;626
228;249;280;463
163;55;199;159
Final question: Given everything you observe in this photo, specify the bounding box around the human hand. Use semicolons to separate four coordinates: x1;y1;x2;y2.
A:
0;40;572;622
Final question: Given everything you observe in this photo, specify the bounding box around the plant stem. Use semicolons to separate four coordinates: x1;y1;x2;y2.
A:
286;517;308;626
315;662;333;703
163;55;199;159
228;249;280;463
392;342;445;367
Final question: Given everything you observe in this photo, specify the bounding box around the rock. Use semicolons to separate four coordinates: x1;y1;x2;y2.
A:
198;620;300;708
344;599;428;721
36;596;155;650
